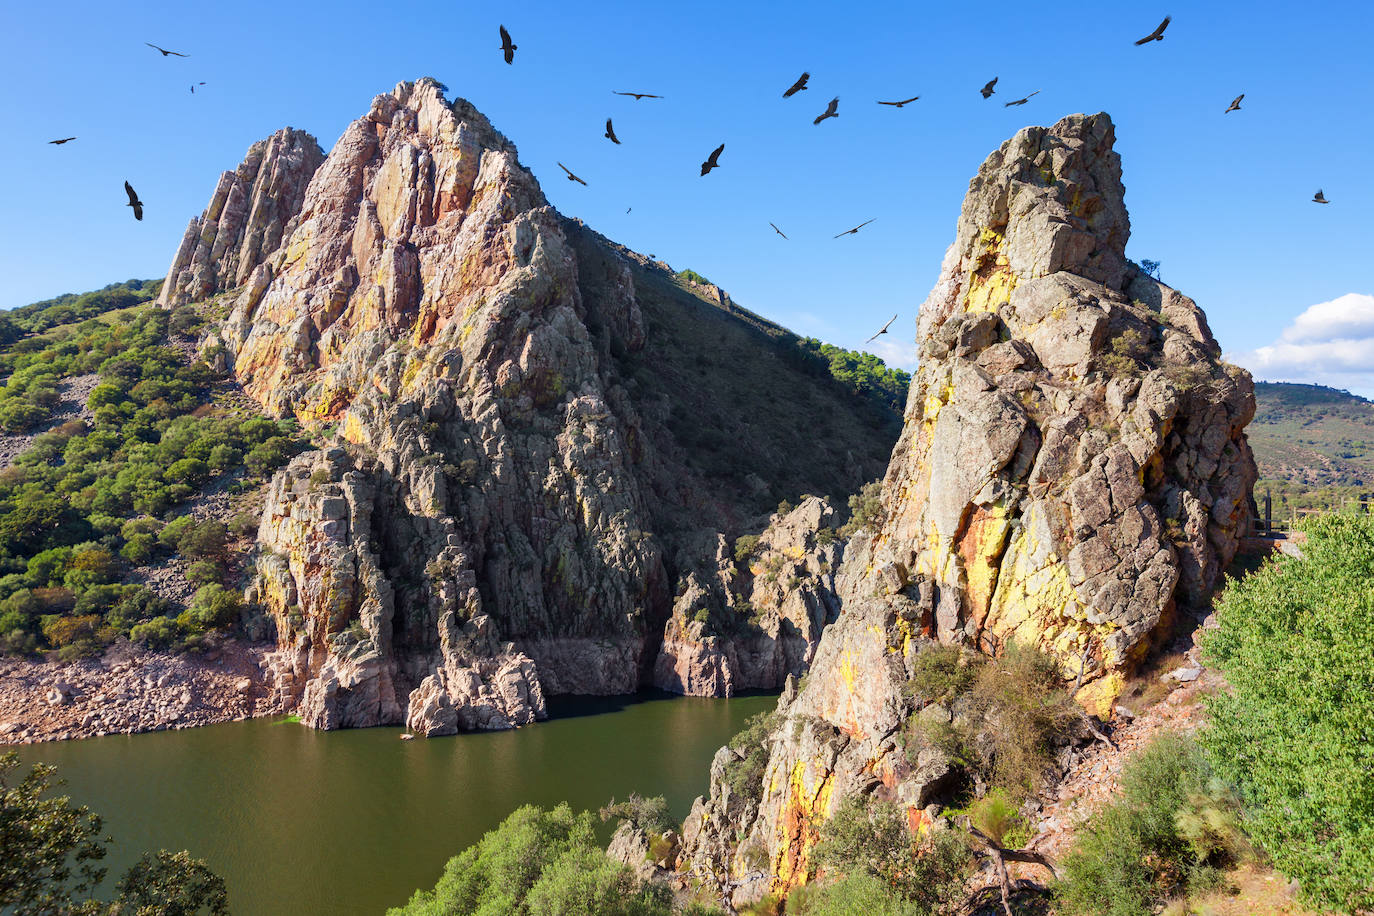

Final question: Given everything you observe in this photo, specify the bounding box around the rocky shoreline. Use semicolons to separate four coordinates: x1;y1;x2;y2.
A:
0;638;278;745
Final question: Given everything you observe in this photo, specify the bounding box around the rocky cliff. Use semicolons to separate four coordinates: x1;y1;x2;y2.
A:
159;128;325;308
169;79;897;732
678;112;1257;900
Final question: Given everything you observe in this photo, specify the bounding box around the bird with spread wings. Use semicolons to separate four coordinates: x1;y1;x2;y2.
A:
813;98;839;124
877;96;920;107
499;25;517;64
700;144;724;176
124;182;144;221
866;315;898;344
1135;16;1171;44
557;163;587;185
783;73;809;97
834;219;875;238
145;42;188;57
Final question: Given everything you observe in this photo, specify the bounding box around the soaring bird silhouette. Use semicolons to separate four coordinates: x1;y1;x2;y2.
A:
190;82;205;93
813;97;839;124
499;25;516;64
769;222;788;239
1313;189;1330;204
124;182;144;221
877;96;920;107
613;91;663;100
1134;16;1171;44
980;77;998;99
700;144;724;176
783;72;810;97
557;163;587;186
1225;94;1244;113
834;218;875;238
604;119;620;144
1004;90;1041;107
145;42;188;57
865;314;898;344
48;137;77;145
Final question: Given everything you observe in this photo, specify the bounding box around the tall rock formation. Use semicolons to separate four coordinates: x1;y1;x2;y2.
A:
170;79;897;732
159;128;325;308
678;112;1257;900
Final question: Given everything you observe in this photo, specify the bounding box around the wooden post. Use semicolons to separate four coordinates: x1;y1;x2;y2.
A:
1264;489;1272;535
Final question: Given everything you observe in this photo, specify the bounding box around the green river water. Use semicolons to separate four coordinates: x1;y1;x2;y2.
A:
12;691;776;916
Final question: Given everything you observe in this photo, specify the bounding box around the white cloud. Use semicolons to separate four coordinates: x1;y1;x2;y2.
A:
869;337;918;371
1228;293;1374;397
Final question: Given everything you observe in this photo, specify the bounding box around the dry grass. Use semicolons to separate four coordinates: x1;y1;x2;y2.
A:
1162;864;1330;916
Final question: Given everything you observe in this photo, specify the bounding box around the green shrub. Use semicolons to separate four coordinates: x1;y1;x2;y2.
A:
599;794;676;835
387;804;671;916
183;584;241;632
905;644;980;705
839;480;884;538
1199;513;1374;913
1056;734;1244;916
723;712;777;804
733;535;761;564
129;616;181;649
187;560;223;587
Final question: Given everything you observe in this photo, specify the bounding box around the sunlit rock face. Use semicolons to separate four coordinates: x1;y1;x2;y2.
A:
678;113;1256;901
166;79;895;732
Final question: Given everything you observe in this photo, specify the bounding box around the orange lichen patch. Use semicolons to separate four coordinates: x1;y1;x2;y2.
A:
771;760;836;893
956;502;1013;629
906;805;933;837
342;412;368;445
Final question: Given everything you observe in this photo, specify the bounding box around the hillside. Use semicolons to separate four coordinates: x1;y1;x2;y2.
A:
1249;381;1374;516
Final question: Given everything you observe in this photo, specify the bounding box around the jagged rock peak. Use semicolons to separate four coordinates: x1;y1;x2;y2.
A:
677;113;1257;901
158;127;325;308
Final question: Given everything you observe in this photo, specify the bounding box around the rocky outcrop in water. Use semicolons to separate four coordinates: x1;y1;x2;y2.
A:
168;79;896;731
677;112;1257;898
159;128;325;308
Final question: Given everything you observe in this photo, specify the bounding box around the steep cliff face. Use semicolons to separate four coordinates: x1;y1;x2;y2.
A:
678;113;1257;898
158;128;325;308
170;79;896;731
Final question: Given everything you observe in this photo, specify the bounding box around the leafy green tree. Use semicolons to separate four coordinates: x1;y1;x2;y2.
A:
1199;513;1374;913
0;752;225;915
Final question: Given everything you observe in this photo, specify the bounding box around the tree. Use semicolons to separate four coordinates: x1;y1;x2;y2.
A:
1139;259;1162;280
0;752;227;915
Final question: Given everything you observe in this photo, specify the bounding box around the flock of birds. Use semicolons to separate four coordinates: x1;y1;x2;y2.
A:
41;20;1337;344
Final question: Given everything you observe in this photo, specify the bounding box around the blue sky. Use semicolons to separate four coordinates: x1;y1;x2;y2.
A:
3;0;1371;390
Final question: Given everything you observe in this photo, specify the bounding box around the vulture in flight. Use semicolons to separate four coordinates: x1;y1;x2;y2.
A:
813;97;839;124
557;163;587;185
1004;90;1040;107
1225;94;1244;113
700;144;724;176
769;222;788;239
877;96;920;107
865;314;898;344
613;91;663;100
499;25;517;64
1313;189;1330;204
191;82;205;93
833;218;875;238
124;181;144;221
783;72;810;97
48;137;77;145
1134;16;1171;45
980;77;998;99
605;119;620;144
145;42;188;57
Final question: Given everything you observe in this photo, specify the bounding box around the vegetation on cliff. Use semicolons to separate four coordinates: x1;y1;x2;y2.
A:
1199;513;1374;913
0;293;306;658
0;751;228;915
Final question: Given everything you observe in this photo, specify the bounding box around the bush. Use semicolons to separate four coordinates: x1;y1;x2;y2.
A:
808;796;972;914
130;616;181;649
1056;734;1245;916
183;584;241;632
839;480;884;538
722;712;777;804
1199;513;1374;913
599;794;676;835
187;560;223;587
387;804;671;916
733;535;761;564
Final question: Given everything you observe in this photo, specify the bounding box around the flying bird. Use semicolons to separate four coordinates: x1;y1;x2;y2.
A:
1313;189;1330;204
190;82;205;93
877;96;920;107
145;42;188;57
48;137;77;145
1225;94;1244;113
783;72;810;97
499;25;516;64
1134;16;1171;45
769;222;788;240
124;181;144;221
557;163;587;186
700;144;724;176
980;77;998;99
865;314;898;344
833;218;875;238
613;91;662;100
626;207;632;214
1004;90;1041;107
813;97;839;124
604;119;620;144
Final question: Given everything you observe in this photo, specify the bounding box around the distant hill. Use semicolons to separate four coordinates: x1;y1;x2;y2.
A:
1250;381;1374;517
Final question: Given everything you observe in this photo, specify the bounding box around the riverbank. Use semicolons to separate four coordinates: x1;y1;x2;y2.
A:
0;638;277;745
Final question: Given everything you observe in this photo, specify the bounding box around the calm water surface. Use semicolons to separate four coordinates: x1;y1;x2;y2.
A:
14;691;776;916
